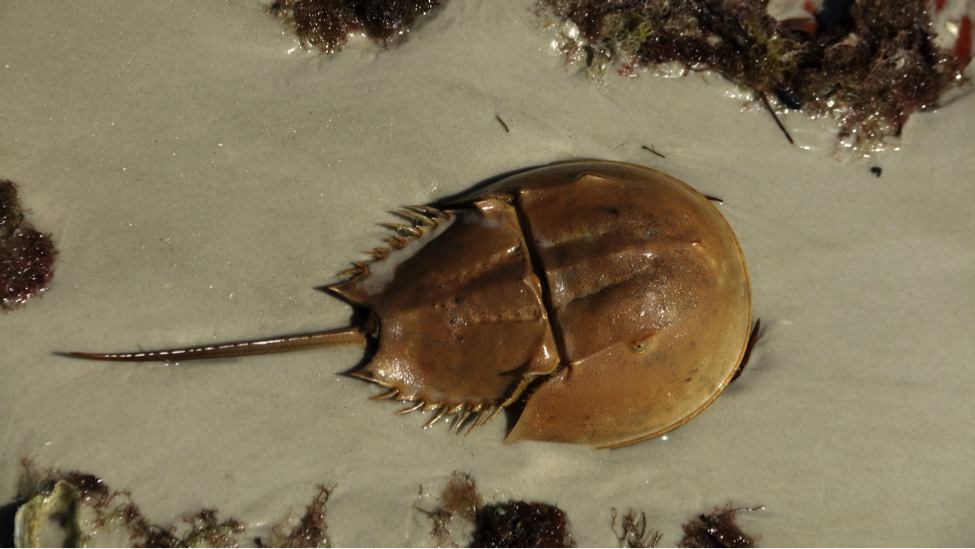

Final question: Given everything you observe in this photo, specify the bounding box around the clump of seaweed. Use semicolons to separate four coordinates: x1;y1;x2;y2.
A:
472;501;570;548
17;458;120;511
1;180;57;312
268;0;442;54
11;462;769;547
439;472;483;525
12;460;339;547
611;508;661;548
418;471;572;548
679;504;763;548
259;484;334;548
540;0;971;153
13;459;247;548
417;472;483;547
128;507;246;548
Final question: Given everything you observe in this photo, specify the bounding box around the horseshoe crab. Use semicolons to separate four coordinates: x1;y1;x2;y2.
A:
71;161;752;448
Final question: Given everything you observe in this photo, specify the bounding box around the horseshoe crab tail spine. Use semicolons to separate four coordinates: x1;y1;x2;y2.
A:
69;325;370;362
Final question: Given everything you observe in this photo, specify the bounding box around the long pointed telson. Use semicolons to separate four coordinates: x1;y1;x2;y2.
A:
70;320;373;363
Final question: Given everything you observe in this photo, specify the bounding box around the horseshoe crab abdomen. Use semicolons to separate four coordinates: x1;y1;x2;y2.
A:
331;197;560;416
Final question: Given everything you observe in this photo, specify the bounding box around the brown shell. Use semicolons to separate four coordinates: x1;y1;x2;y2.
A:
332;161;751;448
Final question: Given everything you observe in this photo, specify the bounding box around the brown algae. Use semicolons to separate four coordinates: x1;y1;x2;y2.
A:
268;0;442;54
1;180;58;312
14;459;246;548
679;505;763;548
540;0;971;153
419;471;572;548
11;459;334;548
12;462;764;547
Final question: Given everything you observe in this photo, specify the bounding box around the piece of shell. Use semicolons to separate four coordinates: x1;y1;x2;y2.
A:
14;481;91;548
70;161;751;449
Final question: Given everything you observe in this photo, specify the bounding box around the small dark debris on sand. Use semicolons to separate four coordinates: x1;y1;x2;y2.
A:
679;504;762;548
612;508;661;548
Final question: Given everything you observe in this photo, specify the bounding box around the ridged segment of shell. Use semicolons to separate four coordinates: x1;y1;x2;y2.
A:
330;197;560;429
484;164;751;448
